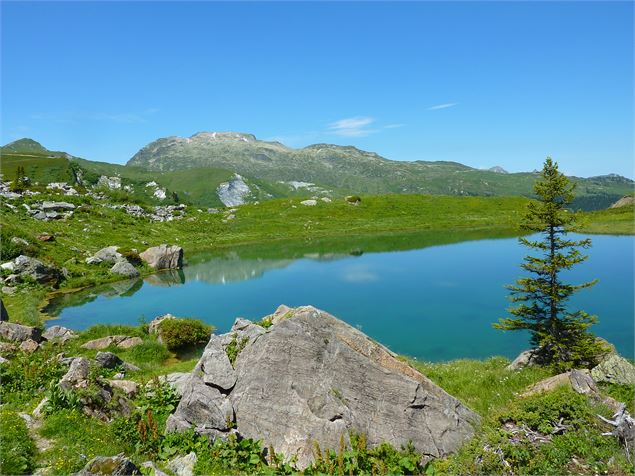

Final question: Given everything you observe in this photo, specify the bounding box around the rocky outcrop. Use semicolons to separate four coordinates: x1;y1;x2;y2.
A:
140;245;183;269
167;452;197;476
506;349;538;370
609;196;634;209
0;321;42;342
591;354;635;385
166;305;479;468
217;174;250;207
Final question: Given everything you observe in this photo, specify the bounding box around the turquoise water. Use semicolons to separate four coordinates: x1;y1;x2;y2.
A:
46;233;634;361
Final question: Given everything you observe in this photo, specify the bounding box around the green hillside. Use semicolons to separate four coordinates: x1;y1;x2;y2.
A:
127;132;635;210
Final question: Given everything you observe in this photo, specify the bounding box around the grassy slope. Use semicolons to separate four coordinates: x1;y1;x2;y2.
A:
577;204;635;234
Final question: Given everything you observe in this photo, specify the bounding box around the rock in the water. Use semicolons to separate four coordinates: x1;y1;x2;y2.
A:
167;452;197;476
74;454;140;475
167;305;479;468
43;325;78;343
110;259;140;278
95;351;124;369
139;244;183;270
0;321;42;342
591;354;635;385
0;299;8;321
13;255;60;285
86;246;122;265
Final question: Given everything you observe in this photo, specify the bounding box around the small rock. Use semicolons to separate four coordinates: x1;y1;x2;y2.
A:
11;237;29;246
117;336;143;349
108;379;139;397
86;246;122;265
95;351;124;369
167;452;197;476
2;286;16;295
43;325;78;343
0;261;15;271
112;372;125;380
320;197;332;203
300;199;317;206
75;454;140;475
59;357;90;390
36;233;55;242
81;335;140;350
0;341;17;354
41;201;76;212
19;338;39;353
110;259;140;278
506;349;539;370
32;397;49;417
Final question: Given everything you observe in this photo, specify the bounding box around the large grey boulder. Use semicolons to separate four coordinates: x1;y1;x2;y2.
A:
41;201;76;211
0;321;42;342
59;357;90;390
86;246;122;265
592;354;635;385
81;335;142;350
12;255;60;285
140;244;183;269
167;305;479;468
74;454;140;475
110;259;140;278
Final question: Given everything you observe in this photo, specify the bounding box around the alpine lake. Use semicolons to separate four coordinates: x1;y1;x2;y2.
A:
45;230;634;362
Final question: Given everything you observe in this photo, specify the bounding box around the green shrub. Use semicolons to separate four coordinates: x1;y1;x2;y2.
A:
0;347;65;405
0;409;37;475
304;433;425;475
126;339;171;365
43;382;82;415
158;318;212;351
119;248;142;266
225;333;249;366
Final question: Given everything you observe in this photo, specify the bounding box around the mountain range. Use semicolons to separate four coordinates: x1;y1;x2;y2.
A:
2;134;633;210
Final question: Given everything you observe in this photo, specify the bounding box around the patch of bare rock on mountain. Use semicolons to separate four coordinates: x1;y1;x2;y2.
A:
166;305;479;468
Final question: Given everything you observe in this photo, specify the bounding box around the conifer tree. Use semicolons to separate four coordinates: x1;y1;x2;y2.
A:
495;157;606;369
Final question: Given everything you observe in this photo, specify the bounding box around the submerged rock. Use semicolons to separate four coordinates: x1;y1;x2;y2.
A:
167;305;479;468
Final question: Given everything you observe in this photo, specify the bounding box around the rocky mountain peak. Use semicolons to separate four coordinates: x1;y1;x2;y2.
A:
190;131;257;143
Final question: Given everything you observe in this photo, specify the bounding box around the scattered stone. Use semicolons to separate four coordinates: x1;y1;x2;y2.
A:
167;305;479;468
506;349;539;370
41;201;76;211
36;233;55;242
2;286;16;295
139;244;183;269
13;255;61;285
591;354;635;385
0;356;8;365
43;325;78;343
47;182;78;196
167;452;197;476
81;335;142;350
108;379;139;397
74;454;140;475
148;313;176;335
0;341;17;354
3;274;19;285
32;397;49;418
59;357;90;390
141;461;169;476
300;199;317;206
0;321;42;342
19;338;40;353
11;236;29;246
320;197;332;203
0;261;15;271
97;175;122;190
86;246;122;265
110;259;140;278
112;372;125;380
95;351;124;369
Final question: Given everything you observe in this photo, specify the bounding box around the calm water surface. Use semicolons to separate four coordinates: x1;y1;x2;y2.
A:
46;233;634;361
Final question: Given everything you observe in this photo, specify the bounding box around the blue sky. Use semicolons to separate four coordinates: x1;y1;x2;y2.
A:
2;1;633;177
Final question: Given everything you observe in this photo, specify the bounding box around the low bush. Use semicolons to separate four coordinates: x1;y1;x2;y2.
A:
0;409;37;475
225;333;249;366
159;318;212;351
126;339;171;366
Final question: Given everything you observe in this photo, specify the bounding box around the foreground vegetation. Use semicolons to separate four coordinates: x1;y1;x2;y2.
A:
0;321;632;475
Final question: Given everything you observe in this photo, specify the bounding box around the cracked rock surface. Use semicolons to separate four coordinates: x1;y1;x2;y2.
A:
167;305;479;468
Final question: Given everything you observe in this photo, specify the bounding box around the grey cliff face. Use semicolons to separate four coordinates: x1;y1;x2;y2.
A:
166;305;479;468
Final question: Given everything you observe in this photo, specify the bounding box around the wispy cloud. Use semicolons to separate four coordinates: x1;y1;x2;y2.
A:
327;116;376;137
384;123;405;129
427;102;458;111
